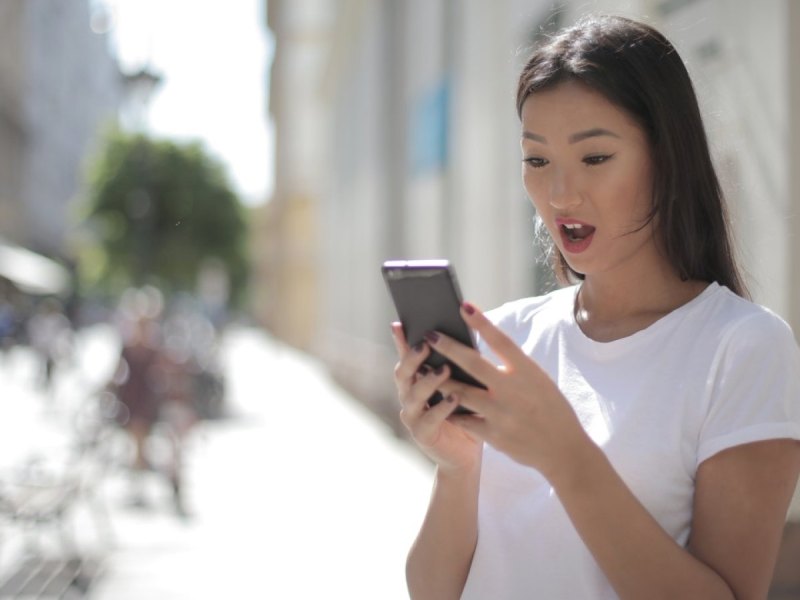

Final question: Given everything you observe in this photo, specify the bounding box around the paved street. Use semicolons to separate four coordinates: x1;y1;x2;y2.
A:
0;325;433;599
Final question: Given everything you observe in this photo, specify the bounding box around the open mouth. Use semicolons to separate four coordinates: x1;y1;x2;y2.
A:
557;221;596;253
562;223;596;242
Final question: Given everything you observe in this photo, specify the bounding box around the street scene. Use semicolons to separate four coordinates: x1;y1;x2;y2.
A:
1;0;799;598
0;322;432;599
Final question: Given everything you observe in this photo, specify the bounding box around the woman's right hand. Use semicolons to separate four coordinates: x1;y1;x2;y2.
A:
391;322;482;474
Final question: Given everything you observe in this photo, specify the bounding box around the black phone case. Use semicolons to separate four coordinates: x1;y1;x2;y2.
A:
382;260;485;412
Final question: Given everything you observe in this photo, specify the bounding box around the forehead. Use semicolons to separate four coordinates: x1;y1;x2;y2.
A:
520;80;645;140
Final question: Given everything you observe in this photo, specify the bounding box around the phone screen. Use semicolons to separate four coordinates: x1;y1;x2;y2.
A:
382;260;484;410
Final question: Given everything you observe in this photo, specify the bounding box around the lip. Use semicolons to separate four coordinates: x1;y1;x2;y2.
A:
554;217;592;227
554;217;596;254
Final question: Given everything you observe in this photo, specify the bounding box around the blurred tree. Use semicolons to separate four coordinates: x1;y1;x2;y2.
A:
78;129;249;305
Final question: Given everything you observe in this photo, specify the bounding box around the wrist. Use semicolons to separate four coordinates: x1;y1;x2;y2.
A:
543;430;606;494
436;457;482;485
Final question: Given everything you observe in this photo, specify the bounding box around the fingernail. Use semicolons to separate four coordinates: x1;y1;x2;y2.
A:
417;365;430;376
433;365;444;375
462;302;476;316
446;394;457;403
413;342;425;353
424;331;439;344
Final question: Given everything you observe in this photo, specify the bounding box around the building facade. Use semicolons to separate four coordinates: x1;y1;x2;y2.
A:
0;0;122;258
254;0;333;350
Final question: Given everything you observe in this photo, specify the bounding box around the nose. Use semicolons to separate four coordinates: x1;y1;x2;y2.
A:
547;168;583;210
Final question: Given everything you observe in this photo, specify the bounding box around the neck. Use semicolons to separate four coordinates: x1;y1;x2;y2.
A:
574;260;709;341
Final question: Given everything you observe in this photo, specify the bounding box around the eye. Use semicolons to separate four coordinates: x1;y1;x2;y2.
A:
583;154;614;166
522;157;549;169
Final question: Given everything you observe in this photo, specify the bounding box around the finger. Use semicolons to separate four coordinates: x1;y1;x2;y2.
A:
390;321;410;355
448;412;490;440
392;321;433;383
437;379;481;397
401;364;451;418
460;302;527;370
393;342;431;395
437;381;494;417
413;391;463;441
424;330;497;387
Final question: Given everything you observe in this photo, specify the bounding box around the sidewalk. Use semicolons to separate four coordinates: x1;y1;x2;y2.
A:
0;326;433;599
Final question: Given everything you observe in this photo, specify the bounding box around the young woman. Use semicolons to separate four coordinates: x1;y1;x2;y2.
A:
391;15;800;600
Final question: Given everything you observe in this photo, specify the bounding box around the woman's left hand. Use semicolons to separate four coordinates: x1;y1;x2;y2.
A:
428;302;589;479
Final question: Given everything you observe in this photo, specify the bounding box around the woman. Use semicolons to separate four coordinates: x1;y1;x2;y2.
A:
392;15;800;600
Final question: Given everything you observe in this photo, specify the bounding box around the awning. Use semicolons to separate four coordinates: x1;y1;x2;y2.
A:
0;238;71;296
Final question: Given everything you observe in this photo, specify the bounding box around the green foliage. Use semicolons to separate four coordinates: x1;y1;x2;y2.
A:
79;129;249;304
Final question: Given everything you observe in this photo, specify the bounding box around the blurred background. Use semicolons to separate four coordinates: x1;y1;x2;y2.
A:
0;0;798;598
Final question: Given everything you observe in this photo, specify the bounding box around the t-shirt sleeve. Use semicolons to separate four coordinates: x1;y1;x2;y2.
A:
697;311;800;466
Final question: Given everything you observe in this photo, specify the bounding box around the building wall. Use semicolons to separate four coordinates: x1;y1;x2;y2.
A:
0;0;122;257
0;1;27;241
317;0;406;413
790;0;800;340
255;0;334;349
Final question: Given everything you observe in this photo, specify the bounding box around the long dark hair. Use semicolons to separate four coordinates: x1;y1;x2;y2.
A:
517;14;748;298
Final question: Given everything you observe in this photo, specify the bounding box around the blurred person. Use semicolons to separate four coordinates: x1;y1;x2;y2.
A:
156;315;202;517
26;297;72;393
110;288;200;516
392;15;800;600
111;310;164;505
161;295;226;420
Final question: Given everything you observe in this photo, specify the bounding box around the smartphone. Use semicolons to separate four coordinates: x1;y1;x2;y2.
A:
382;259;484;412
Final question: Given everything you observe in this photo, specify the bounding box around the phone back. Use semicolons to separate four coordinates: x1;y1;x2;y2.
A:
383;260;483;413
382;260;476;372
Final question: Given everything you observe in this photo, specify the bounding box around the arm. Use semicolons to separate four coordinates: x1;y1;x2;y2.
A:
548;435;799;599
431;304;800;599
688;439;800;598
391;323;482;599
407;462;480;600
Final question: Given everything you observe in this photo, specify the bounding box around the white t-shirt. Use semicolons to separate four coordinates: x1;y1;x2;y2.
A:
461;282;800;600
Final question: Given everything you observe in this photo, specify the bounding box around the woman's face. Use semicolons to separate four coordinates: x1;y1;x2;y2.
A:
520;80;658;280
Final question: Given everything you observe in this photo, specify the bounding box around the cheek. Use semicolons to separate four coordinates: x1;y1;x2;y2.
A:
523;176;558;236
624;153;654;204
621;167;654;221
598;157;653;222
522;170;547;208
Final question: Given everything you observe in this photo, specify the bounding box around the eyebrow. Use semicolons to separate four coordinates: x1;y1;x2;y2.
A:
521;128;621;144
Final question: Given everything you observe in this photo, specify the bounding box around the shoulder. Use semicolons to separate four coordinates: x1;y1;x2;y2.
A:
700;285;799;359
672;286;800;465
695;286;800;446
